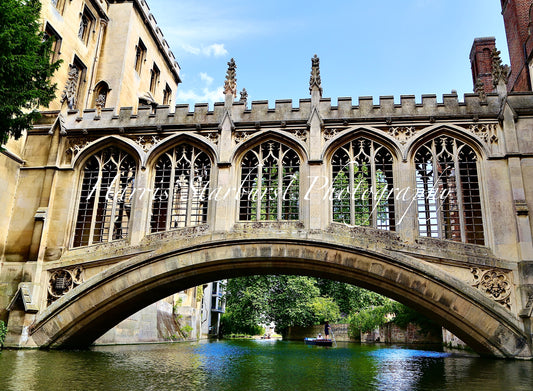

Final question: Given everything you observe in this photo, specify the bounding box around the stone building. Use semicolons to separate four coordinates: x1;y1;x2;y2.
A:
1;1;533;357
0;0;201;345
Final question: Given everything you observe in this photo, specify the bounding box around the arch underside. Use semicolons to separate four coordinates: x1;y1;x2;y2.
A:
31;239;531;358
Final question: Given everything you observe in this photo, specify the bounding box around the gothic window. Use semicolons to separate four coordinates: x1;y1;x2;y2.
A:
78;7;95;45
43;23;62;63
331;138;395;230
150;145;211;232
239;141;300;221
73;147;136;247
149;63;160;94
163;83;172;105
415;136;484;245
134;39;147;74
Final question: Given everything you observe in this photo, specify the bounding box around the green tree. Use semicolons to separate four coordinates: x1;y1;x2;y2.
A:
310;296;340;324
221;275;271;335
316;279;387;316
0;320;7;348
268;275;320;334
0;0;61;146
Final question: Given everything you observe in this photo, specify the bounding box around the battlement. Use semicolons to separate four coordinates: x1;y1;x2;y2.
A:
63;93;506;131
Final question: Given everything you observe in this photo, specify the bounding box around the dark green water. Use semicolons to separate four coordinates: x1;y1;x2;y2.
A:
1;340;532;391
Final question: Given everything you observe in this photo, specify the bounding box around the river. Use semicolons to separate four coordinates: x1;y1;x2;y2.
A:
1;340;532;391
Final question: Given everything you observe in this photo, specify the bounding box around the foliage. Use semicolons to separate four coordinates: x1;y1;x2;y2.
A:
390;302;440;334
0;320;7;348
348;301;394;337
222;275;322;336
310;296;340;324
0;0;61;146
268;275;320;334
315;279;387;316
222;275;390;336
348;300;439;338
181;325;193;338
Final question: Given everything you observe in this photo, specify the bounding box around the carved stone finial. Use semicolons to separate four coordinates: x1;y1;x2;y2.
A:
475;78;486;101
491;48;509;89
309;54;323;97
239;88;248;104
224;58;237;97
61;65;80;110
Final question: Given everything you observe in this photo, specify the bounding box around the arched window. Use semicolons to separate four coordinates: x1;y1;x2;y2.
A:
239;141;300;221
331;138;395;230
73;147;136;247
415;136;484;245
150;144;211;232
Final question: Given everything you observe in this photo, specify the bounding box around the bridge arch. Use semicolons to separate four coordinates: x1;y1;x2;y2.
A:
30;238;530;358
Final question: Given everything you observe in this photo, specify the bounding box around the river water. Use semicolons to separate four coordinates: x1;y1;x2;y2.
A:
1;340;532;391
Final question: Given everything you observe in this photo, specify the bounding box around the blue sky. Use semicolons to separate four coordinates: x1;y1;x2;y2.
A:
148;0;509;108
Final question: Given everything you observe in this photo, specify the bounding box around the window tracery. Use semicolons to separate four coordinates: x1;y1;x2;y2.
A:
331;138;395;230
239;141;300;221
415;136;484;245
150;144;211;232
73;147;136;247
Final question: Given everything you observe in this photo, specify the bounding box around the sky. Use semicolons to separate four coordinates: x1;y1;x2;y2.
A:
147;0;509;108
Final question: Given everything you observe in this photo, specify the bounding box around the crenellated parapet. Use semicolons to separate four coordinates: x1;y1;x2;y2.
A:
44;90;519;166
60;92;506;130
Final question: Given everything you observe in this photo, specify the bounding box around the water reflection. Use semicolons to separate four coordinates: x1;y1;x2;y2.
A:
0;341;532;391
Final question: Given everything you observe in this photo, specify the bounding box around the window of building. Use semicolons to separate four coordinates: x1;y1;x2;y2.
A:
150;144;211;233
78;7;95;45
239;141;300;221
134;39;147;74
331;137;395;230
43;22;62;63
415;136;484;245
51;0;66;14
61;57;86;110
73;147;136;248
149;64;160;94
162;83;172;105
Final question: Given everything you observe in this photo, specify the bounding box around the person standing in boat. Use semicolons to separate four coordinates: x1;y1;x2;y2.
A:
324;321;331;340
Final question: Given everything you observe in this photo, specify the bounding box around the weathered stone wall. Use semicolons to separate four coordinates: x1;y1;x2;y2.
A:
287;324;353;342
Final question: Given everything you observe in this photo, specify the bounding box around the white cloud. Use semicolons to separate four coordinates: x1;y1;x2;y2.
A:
200;72;214;86
204;44;228;57
180;43;229;57
176;86;224;105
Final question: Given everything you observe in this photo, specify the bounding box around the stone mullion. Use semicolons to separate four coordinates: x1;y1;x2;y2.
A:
452;144;467;243
431;141;445;239
87;159;103;246
185;153;196;227
370;143;378;227
107;160;122;242
256;149;263;221
166;154;176;230
349;144;356;226
277;149;283;221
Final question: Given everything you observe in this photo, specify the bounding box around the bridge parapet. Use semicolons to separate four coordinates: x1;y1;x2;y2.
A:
61;93;505;131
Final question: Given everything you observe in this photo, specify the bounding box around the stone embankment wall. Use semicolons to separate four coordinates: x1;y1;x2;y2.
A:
95;301;179;345
362;323;442;344
288;323;442;344
286;324;353;342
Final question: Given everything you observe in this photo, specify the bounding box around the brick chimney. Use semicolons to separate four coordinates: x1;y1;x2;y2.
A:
501;0;533;91
470;37;496;93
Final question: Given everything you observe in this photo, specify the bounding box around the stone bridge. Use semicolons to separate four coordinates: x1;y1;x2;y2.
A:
2;58;533;358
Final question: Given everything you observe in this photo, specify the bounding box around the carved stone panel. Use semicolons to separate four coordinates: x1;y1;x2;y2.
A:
471;267;512;309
